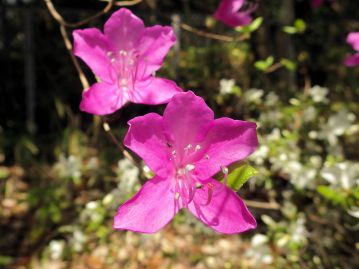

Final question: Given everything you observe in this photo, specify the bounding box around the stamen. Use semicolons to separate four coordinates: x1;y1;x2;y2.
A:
110;58;116;63
205;154;210;160
172;150;177;156
175;192;180;200
106;51;113;57
185;144;192;150
221;166;229;185
120;78;128;86
185;164;195;171
203;183;214;205
195;183;202;189
119;50;128;56
195;145;201;151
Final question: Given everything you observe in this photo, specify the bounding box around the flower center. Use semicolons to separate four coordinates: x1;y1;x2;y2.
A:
107;49;140;94
168;143;213;208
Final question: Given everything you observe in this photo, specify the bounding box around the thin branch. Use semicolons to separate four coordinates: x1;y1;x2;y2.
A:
102;120;143;174
59;24;89;89
264;62;283;73
100;0;143;7
244;199;280;210
43;0;115;28
180;23;238;42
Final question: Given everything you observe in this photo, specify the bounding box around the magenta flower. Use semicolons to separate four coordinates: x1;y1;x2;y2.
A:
345;32;359;67
73;8;181;115
214;0;256;28
311;0;325;8
311;0;335;9
114;91;258;234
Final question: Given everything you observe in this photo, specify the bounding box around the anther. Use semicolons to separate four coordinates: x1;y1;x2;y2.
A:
205;154;210;160
120;78;128;86
221;166;228;175
172;150;176;156
110;58;116;63
185;164;195;171
106;51;113;57
175;192;180;200
119;50;128;56
195;145;201;151
185;144;192;150
195;183;202;189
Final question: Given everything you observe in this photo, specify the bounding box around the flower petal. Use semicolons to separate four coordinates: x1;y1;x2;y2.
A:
137;25;176;76
131;77;182;105
188;178;256;234
104;8;144;52
214;0;253;27
80;82;128;115
73;29;112;82
195;117;258;179
347;32;359;51
345;53;359;67
124;113;172;177
163;91;214;151
114;176;179;233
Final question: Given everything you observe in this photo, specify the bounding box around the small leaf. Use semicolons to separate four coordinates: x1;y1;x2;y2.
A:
255;56;274;71
294;19;306;33
283;26;297;34
317;186;347;205
236;17;263;33
280;58;297;71
223;162;258;190
248;17;263;32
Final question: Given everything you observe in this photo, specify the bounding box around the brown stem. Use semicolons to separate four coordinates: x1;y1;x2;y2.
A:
43;0;115;28
59;24;89;89
244;199;280;210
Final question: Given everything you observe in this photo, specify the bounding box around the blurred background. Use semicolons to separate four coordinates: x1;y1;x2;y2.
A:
1;0;359;268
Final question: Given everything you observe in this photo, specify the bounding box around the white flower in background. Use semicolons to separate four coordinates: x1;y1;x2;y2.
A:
243;88;264;104
56;154;81;179
319;110;356;145
104;158;141;207
291;216;307;245
117;158;139;183
309;85;329;103
71;229;86;252
259;110;282;125
321;162;359;189
219;78;235;95
246;234;273;265
303;106;316;122
347;207;359;219
265;92;279;106
49;240;65;260
251;145;269;165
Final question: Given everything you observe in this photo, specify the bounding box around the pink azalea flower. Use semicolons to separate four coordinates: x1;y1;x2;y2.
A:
311;0;335;9
73;8;181;115
311;0;325;8
114;91;258;234
214;0;256;28
345;32;359;67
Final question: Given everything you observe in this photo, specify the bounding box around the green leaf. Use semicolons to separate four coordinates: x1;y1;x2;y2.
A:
317;186;347;205
280;58;297;71
223;163;258;190
283;26;297;34
255;56;274;71
248;17;264;32
294;19;306;33
283;19;306;35
236;17;263;33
